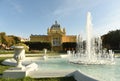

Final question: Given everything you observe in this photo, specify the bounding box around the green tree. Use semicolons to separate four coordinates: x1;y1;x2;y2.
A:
0;32;21;49
102;29;120;50
13;36;21;44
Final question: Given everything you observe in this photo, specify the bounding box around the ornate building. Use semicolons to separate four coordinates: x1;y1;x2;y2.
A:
30;21;77;51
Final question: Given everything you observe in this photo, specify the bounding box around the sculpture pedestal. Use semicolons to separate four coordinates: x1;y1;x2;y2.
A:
3;69;27;78
3;46;38;78
3;63;38;78
3;46;26;78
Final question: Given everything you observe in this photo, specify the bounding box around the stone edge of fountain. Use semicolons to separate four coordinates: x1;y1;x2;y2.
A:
67;70;98;81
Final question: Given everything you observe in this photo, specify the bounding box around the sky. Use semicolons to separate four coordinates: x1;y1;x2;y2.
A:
0;0;120;38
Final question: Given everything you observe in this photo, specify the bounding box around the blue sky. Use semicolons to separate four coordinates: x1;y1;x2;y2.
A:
0;0;120;38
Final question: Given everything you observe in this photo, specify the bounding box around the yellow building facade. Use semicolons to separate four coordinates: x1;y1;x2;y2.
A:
30;21;77;51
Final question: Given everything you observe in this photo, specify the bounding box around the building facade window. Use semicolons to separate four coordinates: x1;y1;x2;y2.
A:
52;37;61;46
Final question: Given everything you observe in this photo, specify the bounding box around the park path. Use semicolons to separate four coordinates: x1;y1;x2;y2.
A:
0;54;44;57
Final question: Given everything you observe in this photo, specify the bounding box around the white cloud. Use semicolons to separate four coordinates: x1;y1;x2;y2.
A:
7;0;23;13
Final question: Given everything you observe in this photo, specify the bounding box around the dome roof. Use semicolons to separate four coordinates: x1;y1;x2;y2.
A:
51;21;61;30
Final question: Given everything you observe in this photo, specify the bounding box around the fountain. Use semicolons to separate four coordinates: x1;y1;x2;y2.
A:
43;48;47;60
69;12;115;64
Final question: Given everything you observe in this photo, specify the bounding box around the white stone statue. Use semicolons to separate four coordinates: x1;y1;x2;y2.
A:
13;46;25;70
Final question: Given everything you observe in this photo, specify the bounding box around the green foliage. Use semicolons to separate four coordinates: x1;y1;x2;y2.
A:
62;42;77;51
0;50;14;54
13;36;21;44
21;77;35;81
0;77;76;81
0;32;21;48
102;29;120;50
25;42;51;51
0;77;34;81
0;32;9;46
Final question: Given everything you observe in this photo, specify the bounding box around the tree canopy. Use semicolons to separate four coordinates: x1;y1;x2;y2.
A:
102;29;120;50
0;32;21;49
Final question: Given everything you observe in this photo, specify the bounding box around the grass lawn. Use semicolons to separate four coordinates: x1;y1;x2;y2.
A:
0;57;76;81
0;77;76;81
0;57;12;75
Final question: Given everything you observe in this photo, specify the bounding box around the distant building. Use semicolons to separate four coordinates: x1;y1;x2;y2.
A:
30;21;77;51
20;37;29;42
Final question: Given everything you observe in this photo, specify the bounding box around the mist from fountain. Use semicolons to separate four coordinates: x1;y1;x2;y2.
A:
68;12;115;64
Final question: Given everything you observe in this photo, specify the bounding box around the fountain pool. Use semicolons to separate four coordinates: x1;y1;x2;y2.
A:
23;57;120;81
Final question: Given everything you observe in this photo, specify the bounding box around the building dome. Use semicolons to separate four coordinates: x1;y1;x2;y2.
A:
47;21;66;36
51;21;60;30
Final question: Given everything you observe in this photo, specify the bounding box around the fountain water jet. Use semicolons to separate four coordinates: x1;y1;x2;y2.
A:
43;48;47;60
69;12;115;64
86;12;93;60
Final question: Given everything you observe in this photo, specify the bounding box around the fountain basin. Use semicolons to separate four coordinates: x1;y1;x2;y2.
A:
2;55;120;81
